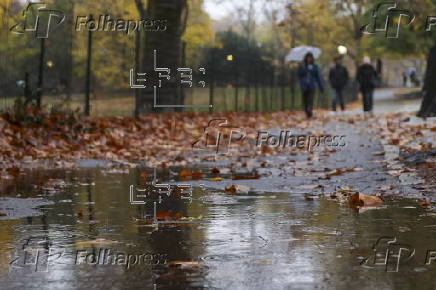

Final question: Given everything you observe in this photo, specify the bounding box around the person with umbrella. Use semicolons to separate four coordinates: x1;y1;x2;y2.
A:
297;52;325;118
328;56;349;112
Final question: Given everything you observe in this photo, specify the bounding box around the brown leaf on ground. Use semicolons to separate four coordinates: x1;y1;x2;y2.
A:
225;185;237;194
225;184;250;194
179;169;191;180
191;171;203;180
232;173;260;180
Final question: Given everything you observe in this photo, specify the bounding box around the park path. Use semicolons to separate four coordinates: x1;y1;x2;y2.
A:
189;88;427;198
2;89;436;290
353;87;421;114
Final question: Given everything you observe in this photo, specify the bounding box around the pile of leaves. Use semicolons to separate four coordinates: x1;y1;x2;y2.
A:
0;105;337;170
0;105;434;176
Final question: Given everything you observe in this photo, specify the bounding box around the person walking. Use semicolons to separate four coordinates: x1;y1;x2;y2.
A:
297;52;325;119
356;56;378;115
328;56;349;112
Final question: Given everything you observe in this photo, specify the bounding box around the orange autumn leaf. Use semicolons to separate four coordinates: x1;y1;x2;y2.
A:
140;171;150;180
349;193;383;209
225;185;237;194
418;199;431;207
232;173;260;180
179;169;191;180
156;211;182;221
191;171;203;180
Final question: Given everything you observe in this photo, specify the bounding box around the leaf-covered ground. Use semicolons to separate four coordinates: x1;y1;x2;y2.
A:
0;109;434;167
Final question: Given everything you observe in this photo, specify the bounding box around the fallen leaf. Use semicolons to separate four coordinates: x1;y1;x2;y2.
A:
225;184;250;194
418;199;431;207
232;173;260;180
75;238;121;247
349;193;383;209
168;261;203;269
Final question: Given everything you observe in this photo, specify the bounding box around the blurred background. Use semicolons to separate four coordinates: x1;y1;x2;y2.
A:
0;0;433;116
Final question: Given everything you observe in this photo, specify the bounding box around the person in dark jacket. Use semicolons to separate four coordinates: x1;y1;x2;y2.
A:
297;52;324;118
328;56;349;111
356;56;378;114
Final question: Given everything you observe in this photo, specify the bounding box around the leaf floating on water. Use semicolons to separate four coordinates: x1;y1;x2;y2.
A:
168;261;204;269
349;193;383;210
156;211;182;221
418;199;432;207
179;169;191;180
225;184;250;194
75;238;121;247
191;171;203;180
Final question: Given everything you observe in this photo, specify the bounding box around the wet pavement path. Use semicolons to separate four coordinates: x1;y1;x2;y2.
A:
1;89;436;289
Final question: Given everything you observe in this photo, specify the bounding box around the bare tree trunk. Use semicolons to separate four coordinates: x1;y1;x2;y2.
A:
417;46;436;117
137;0;187;113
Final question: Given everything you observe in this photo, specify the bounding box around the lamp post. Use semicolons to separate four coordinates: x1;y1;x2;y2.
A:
227;54;238;111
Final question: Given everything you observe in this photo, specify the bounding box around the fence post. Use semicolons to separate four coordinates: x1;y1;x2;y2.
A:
235;64;239;112
37;38;45;108
291;67;296;109
24;72;30;100
255;63;259;112
84;14;93;116
179;41;187;111
281;62;285;111
209;50;215;113
270;66;275;111
134;29;141;118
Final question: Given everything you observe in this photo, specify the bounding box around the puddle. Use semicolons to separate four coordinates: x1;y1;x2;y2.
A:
0;168;436;289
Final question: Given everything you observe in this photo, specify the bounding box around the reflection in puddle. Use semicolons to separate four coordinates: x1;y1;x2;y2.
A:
0;168;436;289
